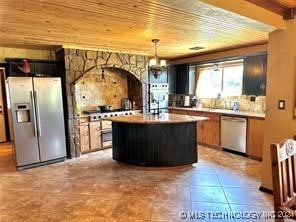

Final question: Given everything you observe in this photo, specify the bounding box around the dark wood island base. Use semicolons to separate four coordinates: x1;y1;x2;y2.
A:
105;113;208;167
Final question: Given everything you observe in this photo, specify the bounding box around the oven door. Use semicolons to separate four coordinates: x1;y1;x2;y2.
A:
102;129;112;147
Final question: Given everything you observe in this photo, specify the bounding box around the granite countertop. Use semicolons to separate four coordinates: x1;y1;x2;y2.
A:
103;113;208;124
169;107;265;118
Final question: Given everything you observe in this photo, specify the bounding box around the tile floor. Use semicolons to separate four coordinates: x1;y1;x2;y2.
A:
0;142;287;221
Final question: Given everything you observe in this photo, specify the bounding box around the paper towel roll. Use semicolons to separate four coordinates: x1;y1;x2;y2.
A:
184;96;190;107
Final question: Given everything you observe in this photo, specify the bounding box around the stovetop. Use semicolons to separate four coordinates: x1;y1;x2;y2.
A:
83;108;131;114
83;109;141;121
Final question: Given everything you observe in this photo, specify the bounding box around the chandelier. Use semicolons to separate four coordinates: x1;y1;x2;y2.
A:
148;39;166;78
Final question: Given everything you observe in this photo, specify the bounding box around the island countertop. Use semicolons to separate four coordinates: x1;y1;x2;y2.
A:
104;113;208;124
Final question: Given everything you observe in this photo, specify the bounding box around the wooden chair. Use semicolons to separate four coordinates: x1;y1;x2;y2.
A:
271;138;296;221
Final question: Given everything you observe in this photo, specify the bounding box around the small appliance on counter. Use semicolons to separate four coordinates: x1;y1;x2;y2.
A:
121;98;132;110
97;105;112;112
184;96;190;107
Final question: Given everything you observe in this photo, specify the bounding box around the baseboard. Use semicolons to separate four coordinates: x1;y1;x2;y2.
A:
259;186;273;195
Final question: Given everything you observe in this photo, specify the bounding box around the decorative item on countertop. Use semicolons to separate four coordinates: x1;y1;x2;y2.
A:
17;59;30;74
148;39;166;78
232;100;240;111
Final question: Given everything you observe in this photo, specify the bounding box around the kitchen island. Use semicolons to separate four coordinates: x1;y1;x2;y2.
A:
105;113;207;167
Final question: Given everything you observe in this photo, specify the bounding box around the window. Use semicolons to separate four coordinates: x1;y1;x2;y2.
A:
196;61;243;98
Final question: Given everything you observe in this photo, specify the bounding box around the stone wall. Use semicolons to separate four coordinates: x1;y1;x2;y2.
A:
75;68;129;112
57;48;148;158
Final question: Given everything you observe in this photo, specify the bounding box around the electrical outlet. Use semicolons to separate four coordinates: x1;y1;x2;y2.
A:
278;100;285;110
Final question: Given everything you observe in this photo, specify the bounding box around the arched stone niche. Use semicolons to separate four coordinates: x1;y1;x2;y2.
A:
61;48;148;157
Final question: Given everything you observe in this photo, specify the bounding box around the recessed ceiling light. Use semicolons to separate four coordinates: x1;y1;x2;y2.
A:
189;46;204;50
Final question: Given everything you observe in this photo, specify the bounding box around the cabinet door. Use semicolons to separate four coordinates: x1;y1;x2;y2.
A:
203;121;220;147
243;55;267;96
89;122;102;150
176;64;189;94
247;118;265;160
168;65;177;94
197;122;204;143
79;124;90;153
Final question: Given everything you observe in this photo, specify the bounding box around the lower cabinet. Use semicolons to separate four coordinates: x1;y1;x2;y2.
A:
78;118;112;154
170;109;266;161
247;117;265;160
199;120;220;147
169;109;220;148
89;122;102;150
79;123;90;153
197;113;220;148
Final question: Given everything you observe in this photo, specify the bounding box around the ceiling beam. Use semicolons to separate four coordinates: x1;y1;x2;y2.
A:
246;0;295;20
246;0;287;16
200;0;286;30
284;7;296;20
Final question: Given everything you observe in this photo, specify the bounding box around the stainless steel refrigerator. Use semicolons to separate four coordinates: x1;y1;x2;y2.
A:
7;77;66;170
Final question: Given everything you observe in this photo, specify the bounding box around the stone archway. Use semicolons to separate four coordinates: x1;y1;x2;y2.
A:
60;48;148;157
74;67;143;113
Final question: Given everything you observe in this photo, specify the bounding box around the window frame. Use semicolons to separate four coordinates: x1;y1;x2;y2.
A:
196;60;244;98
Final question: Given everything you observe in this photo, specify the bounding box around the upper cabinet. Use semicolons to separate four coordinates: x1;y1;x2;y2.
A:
6;58;57;77
168;65;176;94
243;54;267;96
170;64;196;95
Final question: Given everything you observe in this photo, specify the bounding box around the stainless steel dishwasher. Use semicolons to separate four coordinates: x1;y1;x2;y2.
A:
221;116;247;154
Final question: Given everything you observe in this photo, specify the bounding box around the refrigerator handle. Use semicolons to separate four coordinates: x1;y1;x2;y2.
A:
34;91;42;137
30;91;38;137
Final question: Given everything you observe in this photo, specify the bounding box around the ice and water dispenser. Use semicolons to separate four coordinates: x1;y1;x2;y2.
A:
14;104;30;123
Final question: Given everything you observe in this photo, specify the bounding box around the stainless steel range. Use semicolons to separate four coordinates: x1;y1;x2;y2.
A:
84;109;141;122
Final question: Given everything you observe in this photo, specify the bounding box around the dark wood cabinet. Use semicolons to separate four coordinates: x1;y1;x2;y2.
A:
6;58;57;77
176;64;189;94
243;54;267;96
168;65;176;94
173;64;196;95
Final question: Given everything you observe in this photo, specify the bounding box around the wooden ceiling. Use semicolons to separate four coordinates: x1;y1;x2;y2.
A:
0;0;277;58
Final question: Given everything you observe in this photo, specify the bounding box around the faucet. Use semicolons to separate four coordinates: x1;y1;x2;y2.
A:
152;99;160;115
214;93;221;109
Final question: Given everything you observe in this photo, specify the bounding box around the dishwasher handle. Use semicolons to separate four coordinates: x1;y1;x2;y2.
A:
221;117;246;123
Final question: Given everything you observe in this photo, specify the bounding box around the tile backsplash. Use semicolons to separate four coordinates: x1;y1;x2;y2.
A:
169;94;266;113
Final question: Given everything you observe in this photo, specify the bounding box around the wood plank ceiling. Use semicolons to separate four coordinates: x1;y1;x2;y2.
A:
0;0;276;59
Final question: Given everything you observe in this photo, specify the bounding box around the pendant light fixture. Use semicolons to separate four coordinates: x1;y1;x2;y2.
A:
149;39;166;78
